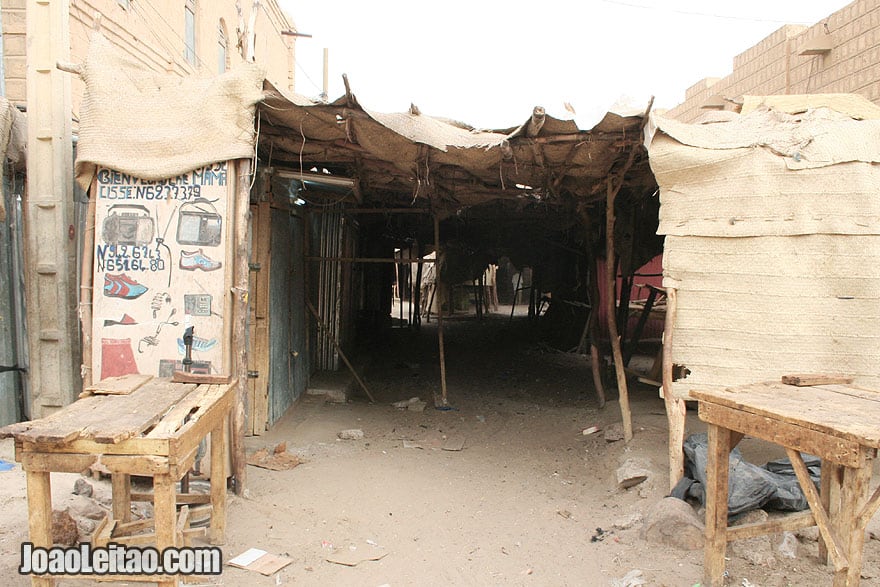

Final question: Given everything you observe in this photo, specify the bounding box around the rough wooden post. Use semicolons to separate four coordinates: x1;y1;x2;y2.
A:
606;178;632;442
433;211;448;406
79;184;96;389
662;287;687;490
586;234;606;409
25;470;54;587
704;423;732;587
231;158;251;495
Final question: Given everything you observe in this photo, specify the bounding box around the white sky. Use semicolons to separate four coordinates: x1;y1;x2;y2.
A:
278;0;851;129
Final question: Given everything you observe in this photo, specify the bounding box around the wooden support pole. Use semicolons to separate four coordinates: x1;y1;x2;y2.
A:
79;181;97;389
586;241;606;408
111;473;131;523
704;424;731;587
306;299;376;403
606;177;633;442
209;417;228;545
306;256;436;264
413;241;423;330
153;473;178;587
433;212;448;406
662;287;687;490
25;470;54;587
231;159;251;496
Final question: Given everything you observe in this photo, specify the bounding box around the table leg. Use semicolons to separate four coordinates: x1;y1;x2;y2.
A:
210;418;228;545
820;461;843;565
153;473;179;587
111;473;131;523
704;423;731;587
837;453;872;587
25;470;55;587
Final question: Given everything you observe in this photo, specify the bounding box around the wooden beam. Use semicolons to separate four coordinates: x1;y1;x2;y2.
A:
231;158;251;496
605;146;639;443
306;299;375;403
306;256;436;264
786;447;849;573
434;211;448;407
311;207;431;214
25;470;53;587
663;287;687;490
80;179;97;389
727;511;816;541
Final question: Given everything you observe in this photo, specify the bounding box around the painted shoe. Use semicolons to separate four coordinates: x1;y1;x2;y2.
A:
177;336;218;354
179;249;222;272
103;313;138;327
103;274;148;299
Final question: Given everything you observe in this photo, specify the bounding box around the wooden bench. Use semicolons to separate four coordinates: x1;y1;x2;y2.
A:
0;375;235;586
693;379;880;587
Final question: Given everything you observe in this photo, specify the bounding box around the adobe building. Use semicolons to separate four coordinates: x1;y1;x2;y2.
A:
668;0;880;121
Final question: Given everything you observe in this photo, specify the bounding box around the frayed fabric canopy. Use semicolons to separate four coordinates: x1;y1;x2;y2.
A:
74;33;265;190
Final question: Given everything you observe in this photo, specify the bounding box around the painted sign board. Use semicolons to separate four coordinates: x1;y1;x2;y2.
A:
92;162;232;380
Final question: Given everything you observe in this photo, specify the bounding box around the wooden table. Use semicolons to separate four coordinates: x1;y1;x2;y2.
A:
0;376;234;586
693;381;880;587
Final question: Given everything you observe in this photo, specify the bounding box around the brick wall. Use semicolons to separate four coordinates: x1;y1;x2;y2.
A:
668;0;880;121
1;0;25;105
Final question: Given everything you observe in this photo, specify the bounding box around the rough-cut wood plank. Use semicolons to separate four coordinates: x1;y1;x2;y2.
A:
91;515;110;547
20;452;96;474
210;417;228;545
858;483;880;529
786;448;849;573
693;382;880;448
252;202;271;435
130;492;211;505
727;511;816;541
113;517;153;536
147;384;222;437
838;453;872;586
698;402;861;467
171;372;232;385
88;381;197;444
781;374;854;387
86;374;154;395
111;474;131;523
21;437;169;457
704;424;731;587
10;379;195;445
168;387;233;459
820;462;843;564
663;288;688;491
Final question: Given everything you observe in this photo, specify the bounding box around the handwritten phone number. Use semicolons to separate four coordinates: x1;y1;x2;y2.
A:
96;244;165;272
98;184;202;201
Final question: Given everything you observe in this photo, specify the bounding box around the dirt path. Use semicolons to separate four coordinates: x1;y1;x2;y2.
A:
1;311;879;586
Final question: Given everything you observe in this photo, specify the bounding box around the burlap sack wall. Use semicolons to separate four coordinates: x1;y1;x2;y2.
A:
0;96;26;222
648;104;880;398
74;33;265;190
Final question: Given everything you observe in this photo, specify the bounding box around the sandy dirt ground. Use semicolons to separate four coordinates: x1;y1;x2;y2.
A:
1;308;879;586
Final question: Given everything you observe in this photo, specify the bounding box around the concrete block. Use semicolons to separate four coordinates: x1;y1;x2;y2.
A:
307;370;353;403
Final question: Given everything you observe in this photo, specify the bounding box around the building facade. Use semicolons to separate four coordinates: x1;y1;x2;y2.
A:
667;0;880;122
2;0;297;114
0;0;298;421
